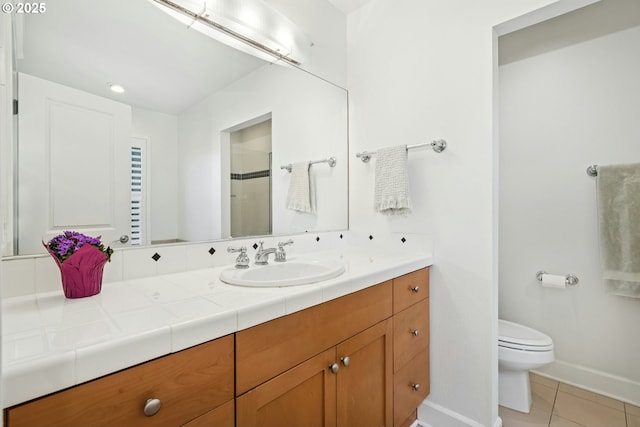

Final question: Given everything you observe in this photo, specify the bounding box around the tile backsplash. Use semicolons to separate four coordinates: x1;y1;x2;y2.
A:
1;230;433;299
1;231;349;298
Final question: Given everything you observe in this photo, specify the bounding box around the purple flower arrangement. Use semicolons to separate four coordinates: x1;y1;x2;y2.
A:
45;231;113;263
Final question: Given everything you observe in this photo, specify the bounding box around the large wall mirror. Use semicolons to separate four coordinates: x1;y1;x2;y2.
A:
4;0;348;256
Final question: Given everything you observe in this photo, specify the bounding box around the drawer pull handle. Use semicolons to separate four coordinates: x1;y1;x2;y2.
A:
411;329;420;337
329;363;340;374
341;356;351;367
410;383;420;391
144;398;162;417
411;286;420;293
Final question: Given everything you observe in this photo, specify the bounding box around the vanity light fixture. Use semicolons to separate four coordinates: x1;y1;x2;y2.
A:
148;0;312;66
108;83;126;93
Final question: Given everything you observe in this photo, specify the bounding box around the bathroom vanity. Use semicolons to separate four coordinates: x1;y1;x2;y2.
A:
3;255;430;427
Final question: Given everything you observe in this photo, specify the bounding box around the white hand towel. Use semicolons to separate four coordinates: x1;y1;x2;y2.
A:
374;145;412;215
597;162;640;298
286;162;315;213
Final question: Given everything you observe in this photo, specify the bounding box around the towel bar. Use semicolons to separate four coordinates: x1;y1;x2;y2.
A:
586;165;598;177
356;139;446;163
281;156;337;173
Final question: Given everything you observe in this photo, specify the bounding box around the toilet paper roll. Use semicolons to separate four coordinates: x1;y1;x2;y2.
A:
540;274;566;289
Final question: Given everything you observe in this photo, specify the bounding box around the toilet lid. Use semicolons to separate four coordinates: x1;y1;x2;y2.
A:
498;319;553;351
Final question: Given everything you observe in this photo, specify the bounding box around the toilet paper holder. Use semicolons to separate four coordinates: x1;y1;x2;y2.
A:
536;270;579;286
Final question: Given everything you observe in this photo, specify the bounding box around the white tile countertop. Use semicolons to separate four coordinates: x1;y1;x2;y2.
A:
2;250;432;407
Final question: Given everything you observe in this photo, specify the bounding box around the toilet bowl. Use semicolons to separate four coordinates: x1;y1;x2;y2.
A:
498;319;554;413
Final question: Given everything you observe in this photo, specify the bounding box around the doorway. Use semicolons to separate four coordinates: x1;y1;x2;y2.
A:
230;119;272;237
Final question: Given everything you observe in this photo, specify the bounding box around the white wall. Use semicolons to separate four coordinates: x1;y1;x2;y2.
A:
177;96;219;241
345;1;571;425
132;108;179;243
264;0;347;87
499;3;640;404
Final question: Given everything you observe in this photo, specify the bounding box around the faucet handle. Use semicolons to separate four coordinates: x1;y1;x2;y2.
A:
275;239;293;262
278;239;294;248
227;246;249;269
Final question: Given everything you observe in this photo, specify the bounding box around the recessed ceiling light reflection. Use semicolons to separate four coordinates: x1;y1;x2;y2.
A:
108;83;126;93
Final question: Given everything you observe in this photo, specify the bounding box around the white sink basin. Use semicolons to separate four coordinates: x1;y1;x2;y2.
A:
219;258;345;287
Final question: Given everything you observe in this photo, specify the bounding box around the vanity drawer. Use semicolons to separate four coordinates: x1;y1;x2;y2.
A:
393;268;429;314
393;298;429;372
236;280;393;395
5;336;234;427
393;350;430;427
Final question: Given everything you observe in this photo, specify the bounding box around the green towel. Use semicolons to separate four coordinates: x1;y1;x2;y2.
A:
597;163;640;298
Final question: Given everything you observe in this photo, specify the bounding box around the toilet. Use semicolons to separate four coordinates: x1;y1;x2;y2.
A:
498;319;554;413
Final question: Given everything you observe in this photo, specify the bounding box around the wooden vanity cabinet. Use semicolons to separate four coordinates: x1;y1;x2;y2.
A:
4;335;234;427
236;282;394;427
5;267;430;427
392;268;430;427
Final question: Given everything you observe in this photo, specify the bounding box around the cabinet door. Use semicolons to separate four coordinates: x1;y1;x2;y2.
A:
336;319;393;427
236;348;337;427
181;400;234;427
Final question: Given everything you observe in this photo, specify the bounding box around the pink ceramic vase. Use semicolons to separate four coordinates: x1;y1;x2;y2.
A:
46;244;108;298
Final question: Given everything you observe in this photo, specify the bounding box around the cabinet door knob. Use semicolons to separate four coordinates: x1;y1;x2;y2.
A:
329;363;340;374
410;383;420;391
341;356;350;367
143;398;162;416
411;285;420;293
411;329;420;337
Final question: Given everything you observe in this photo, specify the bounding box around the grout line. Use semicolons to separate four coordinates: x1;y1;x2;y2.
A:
503;376;632;427
547;384;559;427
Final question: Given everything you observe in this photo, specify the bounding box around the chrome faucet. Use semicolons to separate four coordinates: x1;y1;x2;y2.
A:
255;241;277;265
275;239;294;262
227;246;249;269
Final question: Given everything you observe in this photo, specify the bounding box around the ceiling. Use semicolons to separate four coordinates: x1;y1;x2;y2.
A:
17;0;267;115
499;0;640;65
16;0;372;114
326;0;373;14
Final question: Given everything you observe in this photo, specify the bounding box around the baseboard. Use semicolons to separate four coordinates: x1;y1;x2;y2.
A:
533;359;640;406
417;400;492;427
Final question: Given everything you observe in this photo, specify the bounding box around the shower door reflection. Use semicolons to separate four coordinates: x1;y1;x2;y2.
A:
230;119;273;237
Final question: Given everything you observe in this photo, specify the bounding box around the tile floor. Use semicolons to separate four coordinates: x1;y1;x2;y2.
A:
499;373;640;427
